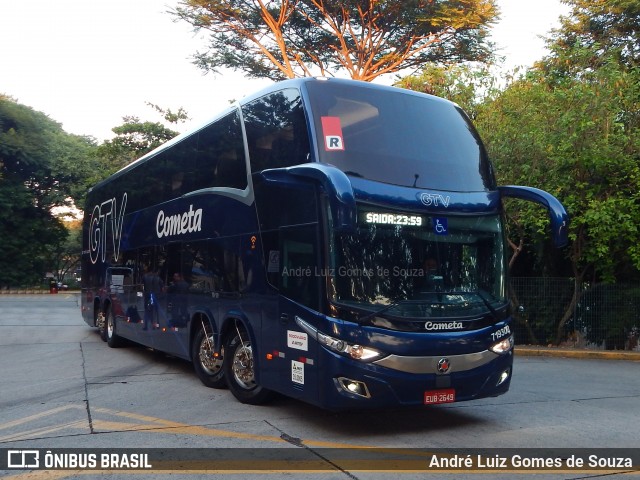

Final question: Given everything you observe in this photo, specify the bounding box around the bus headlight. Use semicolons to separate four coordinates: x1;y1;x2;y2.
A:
296;316;384;362
317;331;383;361
490;335;514;355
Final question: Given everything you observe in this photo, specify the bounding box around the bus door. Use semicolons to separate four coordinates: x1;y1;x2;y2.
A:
105;267;141;338
120;246;167;349
254;173;322;398
265;223;322;400
151;243;191;358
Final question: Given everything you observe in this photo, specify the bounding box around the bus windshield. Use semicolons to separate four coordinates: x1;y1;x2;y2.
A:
329;211;507;319
306;81;494;191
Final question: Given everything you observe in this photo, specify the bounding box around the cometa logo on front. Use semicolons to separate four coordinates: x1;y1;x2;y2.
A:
156;205;203;239
424;321;464;331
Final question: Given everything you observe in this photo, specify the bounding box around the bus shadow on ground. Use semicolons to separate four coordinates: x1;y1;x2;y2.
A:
268;394;489;441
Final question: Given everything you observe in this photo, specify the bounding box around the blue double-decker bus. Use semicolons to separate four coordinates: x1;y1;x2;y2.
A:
81;77;567;410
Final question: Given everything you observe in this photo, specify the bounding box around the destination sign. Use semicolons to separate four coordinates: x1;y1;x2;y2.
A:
360;211;424;227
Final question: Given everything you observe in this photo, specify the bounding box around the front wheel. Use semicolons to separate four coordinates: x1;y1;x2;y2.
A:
192;326;226;388
224;326;273;405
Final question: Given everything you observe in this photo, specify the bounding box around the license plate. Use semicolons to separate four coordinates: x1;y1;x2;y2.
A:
424;388;455;405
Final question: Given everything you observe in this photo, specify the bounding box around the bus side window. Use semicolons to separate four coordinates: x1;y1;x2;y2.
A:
167;133;198;197
196;110;247;190
255;183;319;291
243;88;310;173
182;241;243;295
280;225;319;310
138;151;167;209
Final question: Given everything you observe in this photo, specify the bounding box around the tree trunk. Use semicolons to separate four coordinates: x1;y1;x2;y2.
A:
554;271;585;345
509;284;540;345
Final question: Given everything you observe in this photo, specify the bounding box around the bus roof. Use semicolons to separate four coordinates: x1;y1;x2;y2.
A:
89;77;460;195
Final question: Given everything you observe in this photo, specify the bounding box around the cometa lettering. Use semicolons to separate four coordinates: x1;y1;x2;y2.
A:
424;321;464;331
156;205;202;238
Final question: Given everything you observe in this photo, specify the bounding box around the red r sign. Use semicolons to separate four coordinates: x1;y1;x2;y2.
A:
321;116;345;151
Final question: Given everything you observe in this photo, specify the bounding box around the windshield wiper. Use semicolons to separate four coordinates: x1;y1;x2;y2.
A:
349;291;504;324
446;290;501;320
473;291;499;320
371;293;502;322
358;300;424;324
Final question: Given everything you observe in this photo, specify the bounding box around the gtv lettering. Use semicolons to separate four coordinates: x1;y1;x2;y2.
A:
420;193;451;208
89;193;127;265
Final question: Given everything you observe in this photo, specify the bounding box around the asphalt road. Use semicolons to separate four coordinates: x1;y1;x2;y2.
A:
0;294;638;479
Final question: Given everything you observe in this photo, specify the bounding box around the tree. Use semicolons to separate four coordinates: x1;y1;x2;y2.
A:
473;60;640;344
96;103;188;178
44;219;82;286
0;97;96;209
408;1;640;346
398;9;640;344
0;182;58;287
0;97;98;287
503;0;640;345
543;0;640;72
394;63;499;120
171;0;499;81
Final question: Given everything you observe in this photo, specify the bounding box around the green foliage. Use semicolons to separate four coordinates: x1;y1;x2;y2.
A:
398;2;640;344
544;0;640;71
0;182;63;287
476;63;640;283
172;0;498;81
44;220;82;286
511;278;576;345
0;95;187;286
573;283;640;350
479;4;640;343
95;103;187;179
394;63;500;119
0;97;98;287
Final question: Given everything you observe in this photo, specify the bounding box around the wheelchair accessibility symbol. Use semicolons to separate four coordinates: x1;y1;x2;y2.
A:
434;218;448;235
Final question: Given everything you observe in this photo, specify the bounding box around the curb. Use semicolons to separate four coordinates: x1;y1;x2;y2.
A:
515;346;640;361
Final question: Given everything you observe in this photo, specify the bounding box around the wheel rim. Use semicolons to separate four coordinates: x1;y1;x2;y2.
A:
199;335;223;375
232;340;256;389
107;314;114;338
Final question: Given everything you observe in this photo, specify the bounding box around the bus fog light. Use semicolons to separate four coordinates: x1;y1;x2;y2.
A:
336;377;371;398
496;368;510;386
490;335;514;354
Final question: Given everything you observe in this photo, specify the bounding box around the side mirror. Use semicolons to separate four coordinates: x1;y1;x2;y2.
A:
499;185;569;248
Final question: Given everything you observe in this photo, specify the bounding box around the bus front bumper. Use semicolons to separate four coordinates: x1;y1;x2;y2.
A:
319;349;513;411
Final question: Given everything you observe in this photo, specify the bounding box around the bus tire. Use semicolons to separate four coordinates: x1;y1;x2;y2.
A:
192;326;226;389
106;308;122;348
224;327;273;405
98;310;108;342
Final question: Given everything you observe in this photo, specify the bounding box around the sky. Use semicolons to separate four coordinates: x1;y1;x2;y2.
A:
1;0;570;142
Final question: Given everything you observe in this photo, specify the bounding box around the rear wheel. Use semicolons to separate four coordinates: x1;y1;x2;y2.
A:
224;325;273;405
97;311;107;342
192;324;226;388
106;308;122;348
